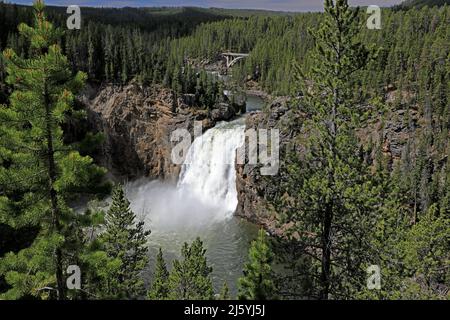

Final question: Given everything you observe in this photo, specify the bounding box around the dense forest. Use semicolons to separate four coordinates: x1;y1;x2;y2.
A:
1;2;449;104
0;0;449;300
400;0;450;8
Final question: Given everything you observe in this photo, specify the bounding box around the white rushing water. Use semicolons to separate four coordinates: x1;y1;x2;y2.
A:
126;118;246;230
178;118;245;217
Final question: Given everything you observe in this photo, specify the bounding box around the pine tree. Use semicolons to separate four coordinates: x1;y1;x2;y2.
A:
167;237;214;300
397;204;449;299
96;185;150;299
364;200;450;300
147;248;169;300
87;23;96;79
0;0;106;300
171;65;182;94
238;229;275;300
274;0;381;299
219;281;230;300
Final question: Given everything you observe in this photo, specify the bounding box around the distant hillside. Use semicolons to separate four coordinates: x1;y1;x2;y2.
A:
142;6;293;17
398;0;450;8
206;7;295;17
2;4;291;33
46;6;230;32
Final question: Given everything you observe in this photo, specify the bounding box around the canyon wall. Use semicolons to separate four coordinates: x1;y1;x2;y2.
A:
80;83;243;181
79;83;433;230
235;98;296;234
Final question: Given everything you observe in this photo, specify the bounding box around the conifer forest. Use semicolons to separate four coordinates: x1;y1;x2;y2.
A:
0;0;448;306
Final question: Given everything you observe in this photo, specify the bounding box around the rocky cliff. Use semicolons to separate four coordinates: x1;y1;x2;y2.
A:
235;97;297;234
79;82;431;230
80;83;243;181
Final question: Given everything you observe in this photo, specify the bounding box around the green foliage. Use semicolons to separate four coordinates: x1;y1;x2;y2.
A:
271;0;384;299
147;248;170;300
0;3;232;86
219;281;231;300
266;0;449;300
0;233;64;299
0;0;448;301
85;185;150;299
0;0;106;300
399;205;449;298
168;4;449;102
360;199;450;300
1;2;448;107
167;237;214;300
238;229;276;300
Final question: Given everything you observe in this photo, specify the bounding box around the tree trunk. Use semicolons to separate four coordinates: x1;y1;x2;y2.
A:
320;203;333;300
44;84;65;300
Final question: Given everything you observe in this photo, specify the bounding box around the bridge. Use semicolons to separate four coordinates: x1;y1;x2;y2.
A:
222;52;249;68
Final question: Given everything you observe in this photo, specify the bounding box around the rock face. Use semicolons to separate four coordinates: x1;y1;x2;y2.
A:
211;102;238;121
81;83;238;181
235;97;298;234
80;82;425;230
235;96;425;231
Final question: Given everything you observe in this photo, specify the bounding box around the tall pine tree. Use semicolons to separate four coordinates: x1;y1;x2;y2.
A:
274;0;381;299
167;237;214;300
95;185;151;299
0;0;106;300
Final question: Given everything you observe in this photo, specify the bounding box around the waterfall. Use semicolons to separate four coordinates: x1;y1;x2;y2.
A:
125;118;245;230
122;114;258;298
178;118;245;218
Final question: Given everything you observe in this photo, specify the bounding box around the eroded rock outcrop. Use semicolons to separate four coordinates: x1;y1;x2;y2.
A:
235;97;299;234
81;83;241;181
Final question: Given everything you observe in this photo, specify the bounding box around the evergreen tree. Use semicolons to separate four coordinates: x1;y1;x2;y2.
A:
364;200;450;300
238;229;275;300
147;248;169;300
273;0;381;299
219;281;230;300
0;0;106;300
87;23;96;79
167;237;214;300
171;66;182;94
0;0;448;302
95;185;150;299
